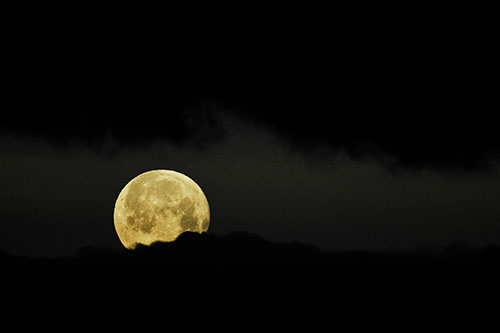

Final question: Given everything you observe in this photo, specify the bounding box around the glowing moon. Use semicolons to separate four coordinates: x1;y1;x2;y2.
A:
113;170;210;249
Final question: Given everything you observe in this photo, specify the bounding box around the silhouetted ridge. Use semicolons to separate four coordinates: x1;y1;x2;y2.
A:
2;234;500;265
1;235;500;332
128;232;323;264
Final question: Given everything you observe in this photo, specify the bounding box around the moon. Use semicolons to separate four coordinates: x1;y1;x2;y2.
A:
113;170;210;249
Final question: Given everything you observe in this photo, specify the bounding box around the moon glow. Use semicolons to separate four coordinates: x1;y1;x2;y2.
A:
113;170;210;249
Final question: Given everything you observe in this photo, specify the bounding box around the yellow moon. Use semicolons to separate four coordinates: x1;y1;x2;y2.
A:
113;170;210;249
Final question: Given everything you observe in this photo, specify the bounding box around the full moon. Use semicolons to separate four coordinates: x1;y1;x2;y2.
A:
113;170;210;249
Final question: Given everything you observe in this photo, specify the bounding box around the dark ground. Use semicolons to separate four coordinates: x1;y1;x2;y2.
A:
1;232;499;332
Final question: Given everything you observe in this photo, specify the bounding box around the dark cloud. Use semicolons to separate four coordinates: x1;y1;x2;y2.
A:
205;33;498;170
2;17;497;169
3;121;499;257
2;59;224;148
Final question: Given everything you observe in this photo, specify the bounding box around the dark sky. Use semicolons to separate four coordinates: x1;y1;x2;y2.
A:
1;11;498;256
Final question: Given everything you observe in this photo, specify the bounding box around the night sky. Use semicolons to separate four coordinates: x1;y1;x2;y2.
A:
1;11;498;257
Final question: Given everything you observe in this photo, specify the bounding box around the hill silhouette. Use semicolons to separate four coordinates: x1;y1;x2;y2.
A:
75;232;324;265
1;232;500;332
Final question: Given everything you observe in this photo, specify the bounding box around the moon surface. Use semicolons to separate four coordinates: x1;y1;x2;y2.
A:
113;170;210;249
